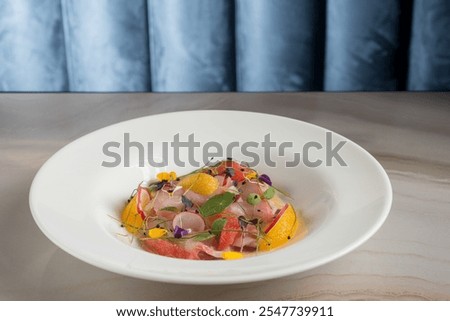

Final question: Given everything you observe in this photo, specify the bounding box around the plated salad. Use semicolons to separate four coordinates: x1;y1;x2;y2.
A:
120;159;307;260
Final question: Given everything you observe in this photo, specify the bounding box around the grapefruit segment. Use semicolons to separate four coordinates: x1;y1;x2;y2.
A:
216;160;246;182
218;217;241;250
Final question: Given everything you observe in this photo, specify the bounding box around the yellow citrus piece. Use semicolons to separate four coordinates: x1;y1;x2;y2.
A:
157;171;177;181
245;171;257;179
121;194;144;235
222;251;244;260
179;173;219;195
148;227;168;239
258;204;303;251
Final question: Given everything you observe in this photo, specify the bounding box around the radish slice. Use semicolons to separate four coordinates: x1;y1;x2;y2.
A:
172;212;205;232
156;209;177;221
137;186;151;220
152;189;184;211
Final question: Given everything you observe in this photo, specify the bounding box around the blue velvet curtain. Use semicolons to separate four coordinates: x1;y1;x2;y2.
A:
1;0;449;92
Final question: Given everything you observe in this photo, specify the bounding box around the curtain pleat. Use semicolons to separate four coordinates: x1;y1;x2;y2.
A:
408;0;450;90
236;0;325;91
324;0;401;91
148;0;234;92
1;0;450;92
61;0;150;91
0;0;67;91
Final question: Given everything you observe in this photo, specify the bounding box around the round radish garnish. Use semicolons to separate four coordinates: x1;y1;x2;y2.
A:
172;212;205;232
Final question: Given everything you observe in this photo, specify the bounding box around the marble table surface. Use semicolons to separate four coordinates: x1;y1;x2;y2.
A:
0;92;449;300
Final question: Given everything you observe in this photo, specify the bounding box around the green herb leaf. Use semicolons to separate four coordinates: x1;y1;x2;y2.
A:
199;192;235;217
159;206;179;212
192;232;215;241
263;187;276;200
211;218;227;236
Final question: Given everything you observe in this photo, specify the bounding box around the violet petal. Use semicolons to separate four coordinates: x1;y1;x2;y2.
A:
258;174;272;186
174;225;189;238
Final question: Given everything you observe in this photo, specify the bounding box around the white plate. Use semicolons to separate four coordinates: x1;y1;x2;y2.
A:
29;110;392;284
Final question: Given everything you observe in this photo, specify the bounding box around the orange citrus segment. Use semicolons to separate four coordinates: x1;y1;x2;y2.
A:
258;204;302;251
179;173;219;195
121;194;144;234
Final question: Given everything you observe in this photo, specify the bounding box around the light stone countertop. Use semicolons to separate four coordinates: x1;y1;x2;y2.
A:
0;92;449;300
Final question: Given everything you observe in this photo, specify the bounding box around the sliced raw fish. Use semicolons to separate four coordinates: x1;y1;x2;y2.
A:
233;224;257;248
152;189;184;211
142;239;197;259
216;175;233;189
225;202;247;217
239;181;264;200
142;239;221;260
184;189;209;206
237;199;274;223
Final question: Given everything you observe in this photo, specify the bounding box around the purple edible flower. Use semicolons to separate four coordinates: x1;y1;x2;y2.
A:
174;225;189;238
258;174;272;186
